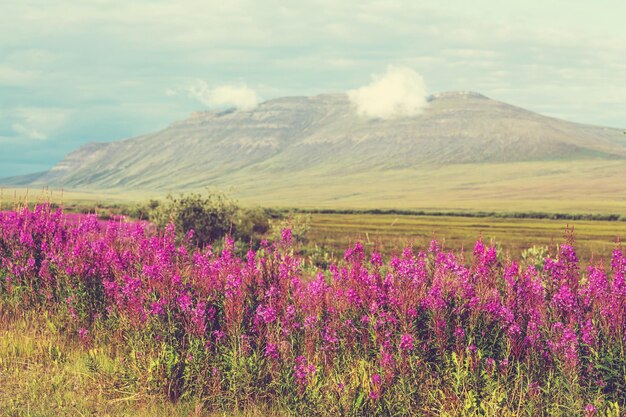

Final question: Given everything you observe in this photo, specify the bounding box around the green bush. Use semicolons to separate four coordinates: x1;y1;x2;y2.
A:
145;190;272;248
235;207;271;242
269;213;311;245
521;245;549;271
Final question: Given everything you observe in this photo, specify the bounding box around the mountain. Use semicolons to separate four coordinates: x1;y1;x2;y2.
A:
0;171;49;187
9;92;626;211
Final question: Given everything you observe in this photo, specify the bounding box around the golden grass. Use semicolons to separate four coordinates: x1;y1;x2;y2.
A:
307;213;626;261
4;160;626;215
0;308;286;417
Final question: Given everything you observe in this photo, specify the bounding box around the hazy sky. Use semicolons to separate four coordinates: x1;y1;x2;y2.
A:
1;0;625;177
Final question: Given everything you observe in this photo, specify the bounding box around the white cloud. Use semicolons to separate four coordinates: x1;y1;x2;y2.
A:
348;66;428;119
0;65;40;86
10;107;69;141
186;80;259;111
12;123;47;140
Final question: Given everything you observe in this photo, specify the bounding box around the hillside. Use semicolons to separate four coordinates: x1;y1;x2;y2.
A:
8;91;626;212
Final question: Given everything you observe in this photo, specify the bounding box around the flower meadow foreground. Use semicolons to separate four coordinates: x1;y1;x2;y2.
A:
1;205;625;416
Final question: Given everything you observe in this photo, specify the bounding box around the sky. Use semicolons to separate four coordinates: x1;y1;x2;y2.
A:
1;0;625;178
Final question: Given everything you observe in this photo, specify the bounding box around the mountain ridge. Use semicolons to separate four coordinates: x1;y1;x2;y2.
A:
4;91;626;209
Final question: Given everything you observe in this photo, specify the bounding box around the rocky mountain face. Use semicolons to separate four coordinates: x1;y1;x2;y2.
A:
16;91;626;191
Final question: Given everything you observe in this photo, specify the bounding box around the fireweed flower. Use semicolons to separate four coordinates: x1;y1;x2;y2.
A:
304;315;318;329
581;318;597;347
399;333;414;352
212;330;226;344
190;301;207;337
369;390;380;401
370;252;383;267
369;373;383;401
3;204;626;407
265;343;279;360
256;304;277;324
281;228;292;245
150;300;165;315
454;325;465;340
177;292;192;312
585;404;597;416
294;356;315;386
78;328;89;340
485;358;496;374
371;373;382;385
429;239;440;254
322;326;339;352
500;359;509;373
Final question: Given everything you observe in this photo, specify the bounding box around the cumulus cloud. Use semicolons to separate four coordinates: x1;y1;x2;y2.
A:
186;80;259;111
348;66;428;119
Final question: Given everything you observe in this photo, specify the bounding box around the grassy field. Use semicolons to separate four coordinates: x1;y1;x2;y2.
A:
2;206;625;416
3;185;626;263
0;308;282;417
4;160;626;215
228;160;626;214
0;187;151;209
307;213;626;261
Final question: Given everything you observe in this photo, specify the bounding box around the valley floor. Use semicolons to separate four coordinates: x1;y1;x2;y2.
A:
308;213;626;261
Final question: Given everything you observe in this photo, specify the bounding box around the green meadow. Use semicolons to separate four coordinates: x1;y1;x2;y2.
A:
307;213;626;261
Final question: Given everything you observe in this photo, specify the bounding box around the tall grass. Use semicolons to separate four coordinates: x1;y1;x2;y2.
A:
1;204;624;416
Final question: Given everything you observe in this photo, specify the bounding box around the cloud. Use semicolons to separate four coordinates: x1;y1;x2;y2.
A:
442;48;497;58
348;66;428;119
186;80;260;111
11;123;47;140
9;107;69;141
0;65;40;86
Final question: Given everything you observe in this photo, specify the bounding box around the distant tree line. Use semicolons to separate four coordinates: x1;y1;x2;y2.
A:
288;208;626;222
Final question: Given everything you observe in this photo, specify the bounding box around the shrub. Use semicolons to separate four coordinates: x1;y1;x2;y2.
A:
521;245;549;271
146;190;271;248
235;207;271;243
151;190;238;247
269;213;311;245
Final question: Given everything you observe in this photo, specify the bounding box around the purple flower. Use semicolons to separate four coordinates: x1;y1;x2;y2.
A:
322;326;339;351
177;293;192;312
370;252;383;267
454;325;465;340
78;328;89;340
212;330;226;344
294;356;315;386
281;228;292;245
485;357;496;373
256;305;277;324
585;404;597;416
399;333;414;352
265;343;279;360
371;373;381;385
304;315;318;329
528;381;540;397
150;300;164;315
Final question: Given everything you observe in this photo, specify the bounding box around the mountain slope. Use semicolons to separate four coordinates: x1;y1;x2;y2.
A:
29;91;626;191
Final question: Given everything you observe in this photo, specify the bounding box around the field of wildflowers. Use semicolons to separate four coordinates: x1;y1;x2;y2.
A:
1;204;625;416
